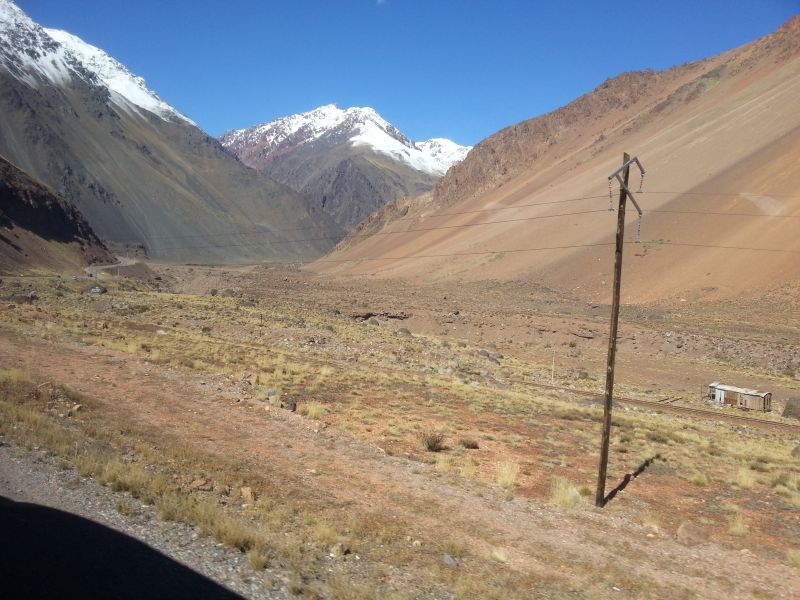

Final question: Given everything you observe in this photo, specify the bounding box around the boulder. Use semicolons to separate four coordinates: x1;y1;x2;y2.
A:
782;397;800;420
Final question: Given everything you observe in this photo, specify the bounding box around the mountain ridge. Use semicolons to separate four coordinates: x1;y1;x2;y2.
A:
0;0;340;263
318;16;800;304
220;104;471;230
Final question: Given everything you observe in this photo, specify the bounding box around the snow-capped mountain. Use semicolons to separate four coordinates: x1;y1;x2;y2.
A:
44;28;194;125
0;0;339;262
0;0;192;124
222;104;471;177
220;105;471;228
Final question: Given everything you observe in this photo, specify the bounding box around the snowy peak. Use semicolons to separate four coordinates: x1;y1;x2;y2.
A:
221;104;471;176
415;138;472;169
44;28;194;125
0;0;192;124
0;0;82;86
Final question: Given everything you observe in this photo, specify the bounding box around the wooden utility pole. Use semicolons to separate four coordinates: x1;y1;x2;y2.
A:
595;152;631;508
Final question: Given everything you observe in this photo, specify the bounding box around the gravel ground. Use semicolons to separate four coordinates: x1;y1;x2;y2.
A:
0;438;290;600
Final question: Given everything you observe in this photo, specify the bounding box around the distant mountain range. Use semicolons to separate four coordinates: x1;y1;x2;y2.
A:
0;0;340;264
220;105;471;229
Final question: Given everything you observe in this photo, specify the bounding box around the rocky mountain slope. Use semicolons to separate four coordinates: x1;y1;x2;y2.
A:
220;105;471;229
0;0;340;263
321;16;800;304
0;155;111;274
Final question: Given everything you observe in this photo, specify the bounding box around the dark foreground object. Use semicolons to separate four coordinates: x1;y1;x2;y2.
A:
0;495;244;600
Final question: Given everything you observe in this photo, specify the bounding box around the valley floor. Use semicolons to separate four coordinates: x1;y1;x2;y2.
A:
0;263;798;599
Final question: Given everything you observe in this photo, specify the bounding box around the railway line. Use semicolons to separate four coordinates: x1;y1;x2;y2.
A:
511;378;800;436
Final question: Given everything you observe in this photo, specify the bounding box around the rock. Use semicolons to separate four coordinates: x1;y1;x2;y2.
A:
676;521;708;546
367;317;380;326
240;486;254;503
783;398;800;421
397;327;411;336
329;543;351;558
442;554;459;567
791;445;800;458
85;285;107;295
412;540;422;547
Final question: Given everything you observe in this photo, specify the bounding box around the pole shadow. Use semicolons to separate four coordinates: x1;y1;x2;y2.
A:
0;495;246;600
601;453;662;507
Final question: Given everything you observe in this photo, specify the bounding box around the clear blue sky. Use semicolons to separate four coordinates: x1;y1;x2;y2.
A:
18;0;799;145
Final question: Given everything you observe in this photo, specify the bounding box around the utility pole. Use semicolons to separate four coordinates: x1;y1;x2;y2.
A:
595;152;645;508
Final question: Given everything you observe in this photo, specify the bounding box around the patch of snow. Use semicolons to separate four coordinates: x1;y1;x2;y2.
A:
0;0;193;125
44;28;194;125
415;138;472;173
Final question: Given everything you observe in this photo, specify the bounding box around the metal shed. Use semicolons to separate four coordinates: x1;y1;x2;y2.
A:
707;382;772;412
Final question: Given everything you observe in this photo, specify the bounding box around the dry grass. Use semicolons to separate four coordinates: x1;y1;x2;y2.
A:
489;548;508;563
299;400;328;420
788;549;800;569
496;461;520;489
728;513;748;537
3;275;800;599
550;477;582;508
732;467;756;489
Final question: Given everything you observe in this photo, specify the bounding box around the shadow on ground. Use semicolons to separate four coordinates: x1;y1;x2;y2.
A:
603;454;662;507
0;495;245;600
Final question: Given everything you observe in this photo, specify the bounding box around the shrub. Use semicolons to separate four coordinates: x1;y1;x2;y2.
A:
459;438;479;450
420;431;446;452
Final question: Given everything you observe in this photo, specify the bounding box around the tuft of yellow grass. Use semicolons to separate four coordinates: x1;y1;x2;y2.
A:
550;477;582;508
689;472;708;487
728;513;748;537
300;401;328;420
495;461;519;489
732;467;755;489
788;549;800;569
489;548;508;563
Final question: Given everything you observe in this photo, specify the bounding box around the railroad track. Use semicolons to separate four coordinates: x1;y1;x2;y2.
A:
510;378;800;435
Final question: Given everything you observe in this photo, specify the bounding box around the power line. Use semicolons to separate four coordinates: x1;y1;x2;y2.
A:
645;209;800;218
155;208;610;252
640;191;800;199
392;194;610;220
115;190;800;245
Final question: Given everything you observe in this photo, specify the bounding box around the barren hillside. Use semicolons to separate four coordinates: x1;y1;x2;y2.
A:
0;155;111;274
319;17;800;304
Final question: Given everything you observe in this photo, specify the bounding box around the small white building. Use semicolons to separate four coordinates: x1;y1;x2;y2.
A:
707;382;772;412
